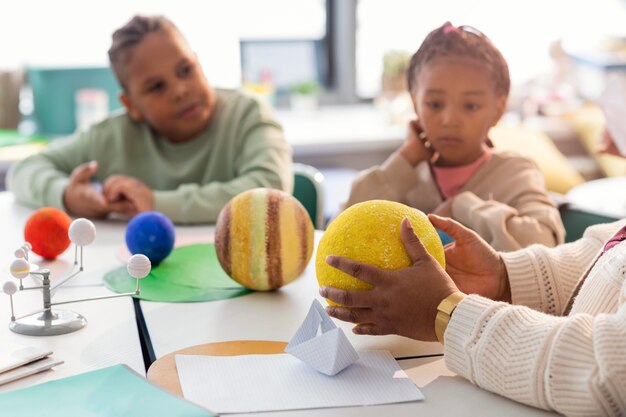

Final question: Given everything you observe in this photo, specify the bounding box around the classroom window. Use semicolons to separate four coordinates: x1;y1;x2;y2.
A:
0;0;327;89
355;0;626;98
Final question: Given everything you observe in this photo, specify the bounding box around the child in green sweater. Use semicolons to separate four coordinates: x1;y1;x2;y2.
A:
8;15;292;224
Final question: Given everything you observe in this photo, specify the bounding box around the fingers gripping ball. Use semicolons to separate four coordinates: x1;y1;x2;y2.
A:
24;207;72;259
316;200;446;305
127;254;151;279
125;212;175;265
215;188;314;291
10;258;31;279
69;218;96;246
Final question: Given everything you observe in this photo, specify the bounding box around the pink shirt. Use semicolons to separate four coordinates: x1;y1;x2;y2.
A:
603;225;626;252
432;150;493;199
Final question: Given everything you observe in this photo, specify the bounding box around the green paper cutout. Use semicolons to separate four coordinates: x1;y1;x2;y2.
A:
0;364;214;417
103;243;252;302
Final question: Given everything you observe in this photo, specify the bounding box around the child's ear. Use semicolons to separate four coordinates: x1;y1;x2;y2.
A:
119;92;143;122
410;88;419;115
491;96;507;126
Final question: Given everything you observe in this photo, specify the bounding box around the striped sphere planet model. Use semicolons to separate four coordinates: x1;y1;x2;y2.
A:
23;207;72;259
214;188;314;291
125;211;175;264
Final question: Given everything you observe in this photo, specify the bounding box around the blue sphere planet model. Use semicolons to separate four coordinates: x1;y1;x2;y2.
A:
125;211;175;264
436;228;454;245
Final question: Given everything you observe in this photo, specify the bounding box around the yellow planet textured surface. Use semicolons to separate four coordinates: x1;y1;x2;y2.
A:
215;188;314;291
316;200;445;304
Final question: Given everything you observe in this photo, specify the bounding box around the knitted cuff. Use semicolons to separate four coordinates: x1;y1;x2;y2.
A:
443;295;495;381
501;248;545;311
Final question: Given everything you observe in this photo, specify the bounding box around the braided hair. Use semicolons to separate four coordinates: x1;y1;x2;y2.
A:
407;22;510;98
108;15;177;89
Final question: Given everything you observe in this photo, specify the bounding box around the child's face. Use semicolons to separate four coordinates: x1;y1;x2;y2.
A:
120;28;215;143
413;57;506;167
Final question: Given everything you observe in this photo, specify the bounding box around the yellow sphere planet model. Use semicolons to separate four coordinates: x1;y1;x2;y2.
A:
215;188;315;291
316;200;445;305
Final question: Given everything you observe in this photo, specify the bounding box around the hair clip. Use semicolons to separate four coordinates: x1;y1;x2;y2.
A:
443;22;459;34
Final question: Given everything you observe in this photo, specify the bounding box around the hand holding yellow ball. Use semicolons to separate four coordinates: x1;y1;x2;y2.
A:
316;200;459;342
316;200;445;304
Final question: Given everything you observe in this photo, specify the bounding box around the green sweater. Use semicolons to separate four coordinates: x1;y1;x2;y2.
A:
8;89;293;224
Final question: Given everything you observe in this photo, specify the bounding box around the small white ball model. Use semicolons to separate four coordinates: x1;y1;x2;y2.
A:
10;259;30;279
68;218;96;246
14;248;26;259
3;281;17;295
19;243;31;260
127;254;151;279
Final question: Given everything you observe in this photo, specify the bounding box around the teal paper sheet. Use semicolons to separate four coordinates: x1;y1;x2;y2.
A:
103;243;252;302
0;364;214;417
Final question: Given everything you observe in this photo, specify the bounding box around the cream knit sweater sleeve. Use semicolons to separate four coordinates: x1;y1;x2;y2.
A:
444;221;626;416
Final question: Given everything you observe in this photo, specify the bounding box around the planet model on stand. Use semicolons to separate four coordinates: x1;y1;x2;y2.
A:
215;188;314;291
9;258;30;280
125;211;175;264
315;200;445;305
23;207;72;259
4;217;149;336
127;254;152;279
68;218;97;246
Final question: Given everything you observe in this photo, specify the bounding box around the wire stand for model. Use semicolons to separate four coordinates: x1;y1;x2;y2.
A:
3;219;151;336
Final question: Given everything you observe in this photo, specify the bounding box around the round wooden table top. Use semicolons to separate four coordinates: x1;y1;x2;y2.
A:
147;340;288;396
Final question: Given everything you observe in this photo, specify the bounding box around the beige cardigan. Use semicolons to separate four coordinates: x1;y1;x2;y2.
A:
445;220;626;416
345;151;565;251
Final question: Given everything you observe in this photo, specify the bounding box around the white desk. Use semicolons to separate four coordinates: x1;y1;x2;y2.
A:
275;105;404;170
140;231;443;360
276;105;404;157
0;192;558;415
0;286;144;392
228;357;556;417
566;176;626;218
0;192;144;391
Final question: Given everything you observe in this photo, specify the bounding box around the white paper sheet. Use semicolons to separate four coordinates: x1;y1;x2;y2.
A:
0;357;64;386
285;299;359;375
598;74;626;155
0;342;52;374
176;350;423;414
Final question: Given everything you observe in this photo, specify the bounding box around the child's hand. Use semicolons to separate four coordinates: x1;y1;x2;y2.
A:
428;214;510;302
103;175;154;215
598;129;621;157
320;218;459;342
63;161;126;218
399;120;434;166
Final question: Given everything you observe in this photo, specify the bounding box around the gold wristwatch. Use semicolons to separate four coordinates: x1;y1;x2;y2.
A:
435;291;467;344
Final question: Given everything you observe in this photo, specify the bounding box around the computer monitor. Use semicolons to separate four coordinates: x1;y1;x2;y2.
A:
240;39;326;94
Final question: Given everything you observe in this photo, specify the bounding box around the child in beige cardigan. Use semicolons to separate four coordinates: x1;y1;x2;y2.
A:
344;22;564;251
322;129;626;416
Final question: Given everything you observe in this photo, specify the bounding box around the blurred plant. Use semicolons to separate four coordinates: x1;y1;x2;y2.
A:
383;50;411;77
381;50;410;97
291;80;322;95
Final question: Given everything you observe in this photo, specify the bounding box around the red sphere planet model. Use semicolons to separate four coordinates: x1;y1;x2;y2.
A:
24;207;72;259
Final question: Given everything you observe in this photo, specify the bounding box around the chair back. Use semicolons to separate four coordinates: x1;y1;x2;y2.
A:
26;67;122;136
560;204;619;243
293;163;324;229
